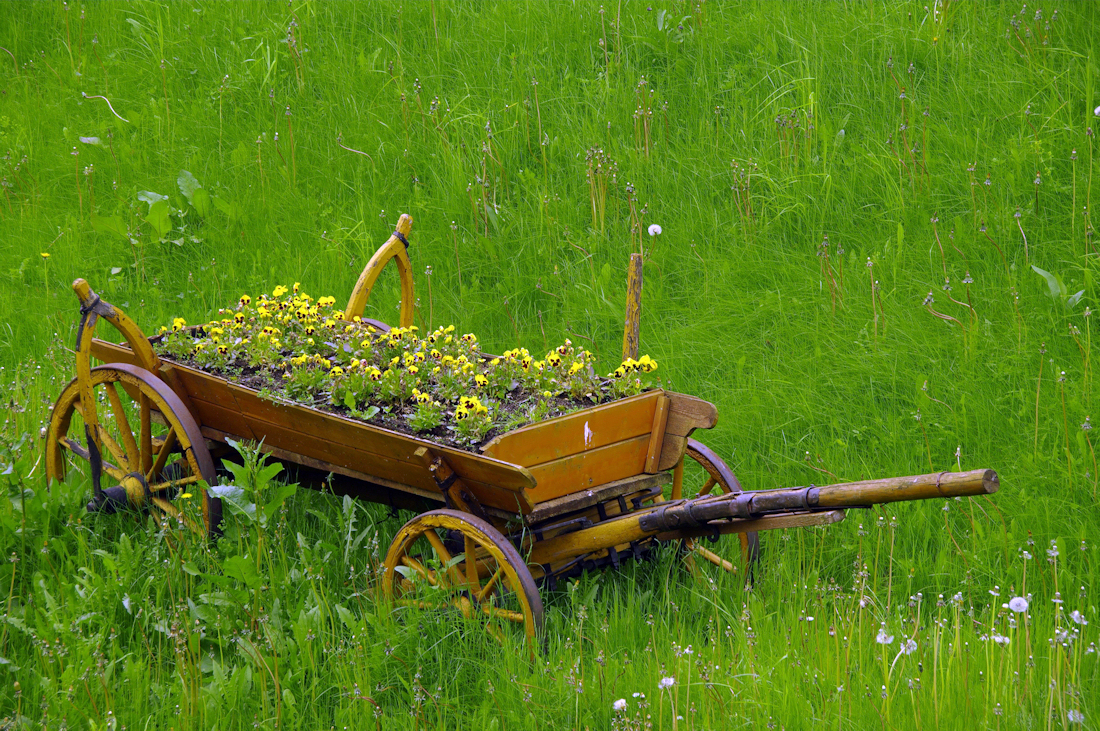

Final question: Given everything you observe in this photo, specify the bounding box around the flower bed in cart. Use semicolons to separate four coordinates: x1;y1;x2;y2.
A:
154;285;659;452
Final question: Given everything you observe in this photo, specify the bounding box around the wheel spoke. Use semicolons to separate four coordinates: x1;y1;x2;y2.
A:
59;437;126;481
147;474;203;493
464;534;481;594
480;604;526;624
475;567;504;603
146;427;178;483
104;382;140;470
93;423;131;472
150;496;180;518
697;476;717;496
424;530;460;586
399;555;438;587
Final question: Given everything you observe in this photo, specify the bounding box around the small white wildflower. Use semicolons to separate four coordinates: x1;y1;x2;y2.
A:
876;627;895;645
900;639;918;655
992;633;1011;645
659;676;675;689
648;224;662;236
1069;610;1088;625
1009;597;1029;613
1068;709;1085;724
1094;106;1100;117
613;699;627;712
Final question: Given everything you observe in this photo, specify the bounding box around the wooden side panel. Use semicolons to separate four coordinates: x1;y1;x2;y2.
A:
481;391;660;466
216;382;535;513
170;369;257;441
657;391;719;471
90;339;536;514
526;434;651;503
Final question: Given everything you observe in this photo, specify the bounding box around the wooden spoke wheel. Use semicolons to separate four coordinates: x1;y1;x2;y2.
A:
45;363;222;536
681;438;760;575
382;509;544;644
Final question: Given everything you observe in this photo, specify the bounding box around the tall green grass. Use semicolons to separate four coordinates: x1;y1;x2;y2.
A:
1;1;1098;728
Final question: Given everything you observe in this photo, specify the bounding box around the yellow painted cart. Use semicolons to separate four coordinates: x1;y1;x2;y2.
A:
46;215;1001;643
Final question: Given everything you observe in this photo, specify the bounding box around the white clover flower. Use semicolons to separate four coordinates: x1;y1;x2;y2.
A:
658;676;675;689
613;699;627;712
876;627;895;645
1009;597;1029;613
648;224;662;236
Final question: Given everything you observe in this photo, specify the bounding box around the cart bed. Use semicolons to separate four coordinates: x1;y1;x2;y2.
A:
91;339;716;521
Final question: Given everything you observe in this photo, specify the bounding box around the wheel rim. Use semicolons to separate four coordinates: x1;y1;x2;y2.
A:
46;364;221;536
683;439;760;572
383;509;544;644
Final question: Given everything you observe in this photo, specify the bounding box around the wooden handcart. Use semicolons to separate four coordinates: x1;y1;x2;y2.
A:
45;215;1001;643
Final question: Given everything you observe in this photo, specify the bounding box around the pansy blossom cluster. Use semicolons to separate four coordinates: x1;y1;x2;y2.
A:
154;285;659;447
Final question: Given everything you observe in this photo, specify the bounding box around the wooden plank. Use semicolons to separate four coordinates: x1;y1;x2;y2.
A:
202;414;532;514
526;472;670;524
202;424;444;504
200;425;518;524
481;390;660;467
643;396;670;474
526;434;650;503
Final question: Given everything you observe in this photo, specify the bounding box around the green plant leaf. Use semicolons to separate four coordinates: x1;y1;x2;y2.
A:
90;213;128;239
334;603;357;629
257;461;284;488
1031;265;1066;300
177;170;202;203
192;187;212;217
138;190;167;208
262;483;297;522
213;195;241;221
144;199;172;239
223;555;262;589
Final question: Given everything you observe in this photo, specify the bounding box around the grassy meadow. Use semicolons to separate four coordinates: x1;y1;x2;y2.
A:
1;1;1099;728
